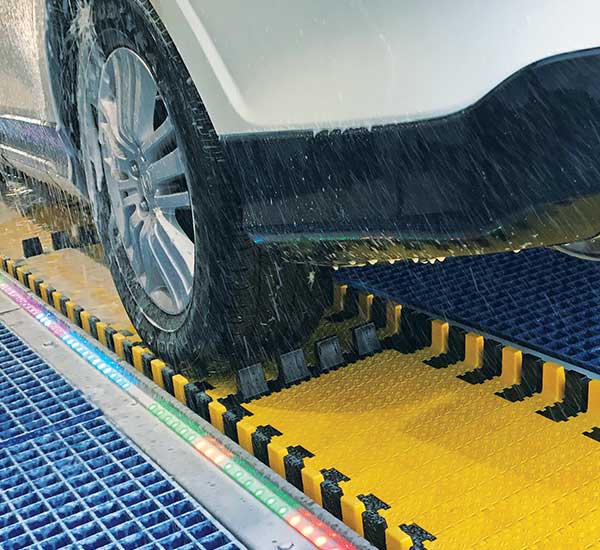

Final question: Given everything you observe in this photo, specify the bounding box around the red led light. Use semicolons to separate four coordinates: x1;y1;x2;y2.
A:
204;447;215;457
193;439;208;450
285;509;357;550
205;437;233;458
301;525;315;537
287;514;302;527
212;453;226;465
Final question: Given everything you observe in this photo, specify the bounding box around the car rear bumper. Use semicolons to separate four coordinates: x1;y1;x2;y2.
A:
224;48;600;265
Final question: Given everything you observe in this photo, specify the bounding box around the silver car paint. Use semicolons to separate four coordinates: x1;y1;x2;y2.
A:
153;0;600;135
2;1;600;152
0;0;74;191
0;0;54;123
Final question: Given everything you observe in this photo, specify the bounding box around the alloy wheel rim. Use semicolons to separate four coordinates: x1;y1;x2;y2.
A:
95;47;195;315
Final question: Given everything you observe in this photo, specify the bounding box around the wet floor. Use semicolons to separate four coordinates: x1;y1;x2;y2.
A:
2;175;600;550
0;177;134;330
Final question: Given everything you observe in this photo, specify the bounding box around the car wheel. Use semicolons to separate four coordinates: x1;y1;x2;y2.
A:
76;0;330;373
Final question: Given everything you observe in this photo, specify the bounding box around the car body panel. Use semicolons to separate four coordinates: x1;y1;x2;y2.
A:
154;0;600;135
0;0;55;123
0;0;73;191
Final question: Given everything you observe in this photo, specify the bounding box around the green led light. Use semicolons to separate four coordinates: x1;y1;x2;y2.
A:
140;400;343;546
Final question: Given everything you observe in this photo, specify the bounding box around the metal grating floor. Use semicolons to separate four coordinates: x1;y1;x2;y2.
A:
0;324;242;550
0;328;99;447
336;248;600;373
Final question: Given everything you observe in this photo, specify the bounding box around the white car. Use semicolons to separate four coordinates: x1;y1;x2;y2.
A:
1;0;600;368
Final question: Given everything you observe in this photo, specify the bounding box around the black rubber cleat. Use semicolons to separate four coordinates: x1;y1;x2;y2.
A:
184;382;212;421
320;468;350;520
344;286;360;317
251;425;282;465
44;286;56;305
51;230;72;251
387;308;432;354
358;494;390;550
121;339;135;365
538;370;590;421
315;335;345;372
584;426;600;442
33;278;43;297
87;315;100;340
103;327;118;352
406;309;432;349
22;237;43;258
76;224;100;247
497;354;544;401
223;405;250;443
352;323;381;357
278;349;310;386
58;295;69;317
141;352;155;380
371;296;387;329
459;339;503;384
72;305;84;327
20;271;32;286
326;286;359;322
284;446;314;491
161;366;175;395
236;363;269;401
425;326;466;368
400;523;437;550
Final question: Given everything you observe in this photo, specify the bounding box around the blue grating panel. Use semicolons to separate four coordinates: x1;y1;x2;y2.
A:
337;248;600;373
0;322;242;549
0;325;98;447
0;417;241;550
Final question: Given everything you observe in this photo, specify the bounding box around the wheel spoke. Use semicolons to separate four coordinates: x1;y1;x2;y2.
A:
112;154;132;175
126;208;146;271
106;155;138;190
154;191;190;212
156;211;194;294
141;213;194;311
97;97;136;156
122;193;140;209
141;117;174;161
116;178;138;194
146;148;185;190
112;49;157;145
138;219;162;292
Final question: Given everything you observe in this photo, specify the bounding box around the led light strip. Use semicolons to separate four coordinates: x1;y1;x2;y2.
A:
0;272;357;550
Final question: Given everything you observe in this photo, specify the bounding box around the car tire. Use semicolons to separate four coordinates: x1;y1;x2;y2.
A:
75;0;330;374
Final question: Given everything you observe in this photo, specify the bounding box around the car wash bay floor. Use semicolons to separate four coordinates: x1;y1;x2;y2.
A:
2;182;600;549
